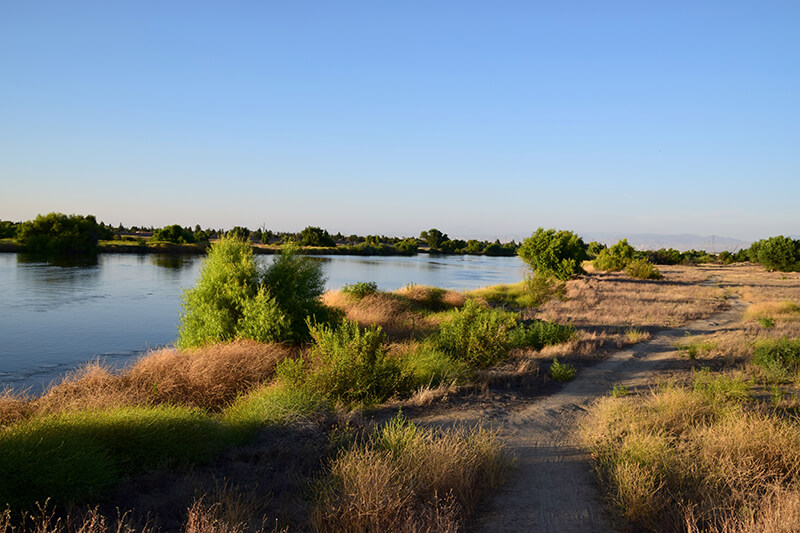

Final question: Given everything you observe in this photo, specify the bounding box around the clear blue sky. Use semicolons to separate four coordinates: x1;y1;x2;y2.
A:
1;1;798;241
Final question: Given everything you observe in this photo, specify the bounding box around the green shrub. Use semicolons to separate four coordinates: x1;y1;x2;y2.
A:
625;258;662;280
521;272;567;307
435;299;519;368
517;228;588;280
400;344;468;389
261;245;328;341
510;319;576;350
758;316;776;329
753;338;800;382
593;239;635;272
549;358;577;381
279;320;406;405
342;281;379;299
178;240;328;348
610;383;630;397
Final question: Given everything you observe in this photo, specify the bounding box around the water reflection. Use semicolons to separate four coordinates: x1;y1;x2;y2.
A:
151;254;194;271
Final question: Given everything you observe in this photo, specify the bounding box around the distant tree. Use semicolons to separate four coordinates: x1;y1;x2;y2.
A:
299;226;336;247
0;220;19;239
586;241;606;260
751;236;800;272
518;228;588;280
151;224;196;244
17;212;108;255
227;226;251;241
420;228;448;250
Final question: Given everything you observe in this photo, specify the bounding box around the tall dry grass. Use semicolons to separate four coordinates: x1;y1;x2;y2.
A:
583;373;800;532
312;415;508;533
2;341;291;428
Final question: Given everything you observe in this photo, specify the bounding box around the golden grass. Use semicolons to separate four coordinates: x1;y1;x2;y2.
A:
745;301;800;320
584;374;800;532
322;286;465;340
0;341;291;428
312;416;508;533
536;266;725;330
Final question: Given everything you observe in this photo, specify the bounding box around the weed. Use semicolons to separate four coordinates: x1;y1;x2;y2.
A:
549;358;577;381
435;299;518;368
625;328;648;344
611;383;630;397
752;338;800;383
758;316;776;329
342;281;378;299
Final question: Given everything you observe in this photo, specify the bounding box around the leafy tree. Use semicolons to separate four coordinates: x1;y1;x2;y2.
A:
750;236;800;272
299;226;336;247
17;212;109;255
0;220;19;239
151;224;196;244
586;241;606;260
420;228;448;251
227;226;251;240
593;239;636;272
517;228;588;280
177;239;327;348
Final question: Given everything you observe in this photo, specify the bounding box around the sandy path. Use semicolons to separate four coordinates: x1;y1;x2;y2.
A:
419;297;747;533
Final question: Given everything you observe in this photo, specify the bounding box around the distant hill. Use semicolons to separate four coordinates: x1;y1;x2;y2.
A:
579;233;751;253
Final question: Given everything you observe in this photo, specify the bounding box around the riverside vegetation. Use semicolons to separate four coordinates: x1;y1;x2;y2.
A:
2;227;800;531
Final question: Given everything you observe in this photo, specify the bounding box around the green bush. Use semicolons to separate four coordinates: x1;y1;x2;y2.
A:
342;281;379;299
400;344;468;389
510;319;576;350
177;239;326;348
549;358;577;381
279;320;406;405
593;239;635;272
518;228;588;280
625;258;662;280
435;299;519;368
16;212;112;255
753;338;800;382
521;272;567;308
261;245;328;341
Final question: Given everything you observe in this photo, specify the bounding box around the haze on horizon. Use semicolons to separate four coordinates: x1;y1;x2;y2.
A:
1;2;798;243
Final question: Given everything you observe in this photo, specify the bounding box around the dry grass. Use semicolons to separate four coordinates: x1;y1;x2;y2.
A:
1;341;291;428
584;373;800;532
322;286;465;340
537;266;725;330
312;415;508;533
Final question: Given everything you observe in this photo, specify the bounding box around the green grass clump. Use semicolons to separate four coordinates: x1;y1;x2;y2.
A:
435;299;519;368
752;338;800;382
549;358;577;381
0;405;238;511
510;319;576;350
277;320;406;406
399;344;468;389
692;369;752;404
342;281;379;299
222;381;329;429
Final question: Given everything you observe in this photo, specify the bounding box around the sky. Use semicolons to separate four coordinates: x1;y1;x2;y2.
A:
1;1;798;242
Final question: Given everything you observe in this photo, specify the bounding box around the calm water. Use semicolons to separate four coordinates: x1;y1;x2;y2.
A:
0;252;525;393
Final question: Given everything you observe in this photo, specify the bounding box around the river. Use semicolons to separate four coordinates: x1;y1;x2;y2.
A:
0;252;526;393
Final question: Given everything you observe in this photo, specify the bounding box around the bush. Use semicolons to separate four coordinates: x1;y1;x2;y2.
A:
177;239;326;348
510;320;576;350
261;245;328;341
400;344;468;389
594;238;635;272
16;212;111;255
518;228;588;280
753;338;800;382
279;320;406;405
435;299;519;368
342;281;379;299
625;258;662;280
549;357;577;381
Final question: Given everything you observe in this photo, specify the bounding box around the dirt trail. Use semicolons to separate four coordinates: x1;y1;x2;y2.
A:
419;296;748;533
